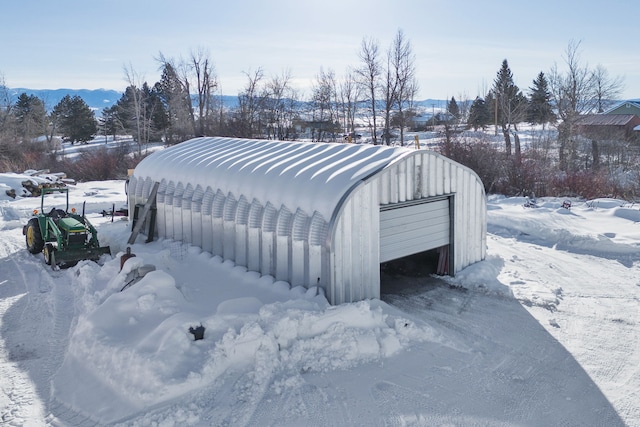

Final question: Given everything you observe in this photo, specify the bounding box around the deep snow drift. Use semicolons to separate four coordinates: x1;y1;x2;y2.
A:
1;180;639;426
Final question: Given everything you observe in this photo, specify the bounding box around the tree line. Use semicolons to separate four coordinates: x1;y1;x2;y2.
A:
462;40;624;172
0;36;632;197
440;41;630;198
0;30;420;152
106;31;420;148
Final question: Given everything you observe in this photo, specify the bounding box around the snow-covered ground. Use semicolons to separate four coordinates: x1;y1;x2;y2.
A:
1;180;639;426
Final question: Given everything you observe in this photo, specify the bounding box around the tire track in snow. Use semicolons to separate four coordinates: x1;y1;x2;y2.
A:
490;233;640;426
0;246;51;426
245;379;354;427
41;261;114;426
0;225;91;427
0;293;47;426
44;268;98;427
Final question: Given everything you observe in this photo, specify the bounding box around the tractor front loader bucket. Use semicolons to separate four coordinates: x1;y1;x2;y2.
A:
49;245;111;267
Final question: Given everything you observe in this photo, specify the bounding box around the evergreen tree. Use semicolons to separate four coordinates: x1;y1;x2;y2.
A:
527;71;556;126
142;82;169;142
115;86;142;142
13;93;46;142
148;84;170;141
52;95;97;144
98;105;120;142
114;83;169;147
119;86;142;144
155;63;192;142
491;59;526;155
0;77;14;143
467;96;491;130
447;96;460;123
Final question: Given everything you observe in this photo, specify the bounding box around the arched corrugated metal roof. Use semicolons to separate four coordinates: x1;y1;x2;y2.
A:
129;136;487;304
134;137;410;219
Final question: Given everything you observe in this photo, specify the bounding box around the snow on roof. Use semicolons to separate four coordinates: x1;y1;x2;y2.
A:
134;137;412;220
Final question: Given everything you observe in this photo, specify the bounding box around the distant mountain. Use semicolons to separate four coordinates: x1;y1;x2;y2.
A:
10;88;123;112
414;99;448;108
9;87;445;114
9;88;244;113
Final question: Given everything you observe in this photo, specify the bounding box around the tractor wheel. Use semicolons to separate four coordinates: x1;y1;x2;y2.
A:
25;218;44;254
44;243;56;266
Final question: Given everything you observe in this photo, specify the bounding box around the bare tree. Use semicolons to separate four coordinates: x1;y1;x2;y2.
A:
547;40;622;170
338;69;361;140
264;69;297;140
157;49;219;138
123;63;145;154
591;64;624;113
235;68;265;138
390;29;418;146
311;68;339;142
549;41;592;170
381;48;398;145
456;91;471;124
189;48;219;136
355;37;381;145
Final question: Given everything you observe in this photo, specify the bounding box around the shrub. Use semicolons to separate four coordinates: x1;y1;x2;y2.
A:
438;136;506;194
57;146;141;181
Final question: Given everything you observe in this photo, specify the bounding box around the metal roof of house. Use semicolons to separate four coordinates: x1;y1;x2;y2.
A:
603;100;640;114
577;114;638;126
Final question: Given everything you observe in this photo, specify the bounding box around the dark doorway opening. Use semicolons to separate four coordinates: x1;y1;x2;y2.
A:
380;248;444;297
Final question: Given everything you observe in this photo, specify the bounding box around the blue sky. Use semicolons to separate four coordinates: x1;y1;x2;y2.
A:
2;0;638;101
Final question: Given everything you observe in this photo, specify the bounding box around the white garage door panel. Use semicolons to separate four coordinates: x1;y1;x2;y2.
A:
380;198;450;263
380;211;450;239
380;222;449;246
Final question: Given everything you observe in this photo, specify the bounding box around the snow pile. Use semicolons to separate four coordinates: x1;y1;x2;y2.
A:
487;195;640;258
483;195;640;314
444;254;510;296
51;234;441;422
52;190;640;423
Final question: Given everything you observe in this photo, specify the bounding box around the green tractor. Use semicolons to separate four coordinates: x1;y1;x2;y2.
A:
23;187;111;267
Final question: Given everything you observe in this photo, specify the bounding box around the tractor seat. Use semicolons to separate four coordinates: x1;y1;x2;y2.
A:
48;208;67;220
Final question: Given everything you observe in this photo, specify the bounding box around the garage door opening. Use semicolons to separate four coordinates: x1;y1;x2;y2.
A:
380;245;450;296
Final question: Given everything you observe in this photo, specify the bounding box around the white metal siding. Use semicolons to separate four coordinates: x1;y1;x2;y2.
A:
374;151;486;276
330;180;380;305
129;137;486;306
379;198;450;263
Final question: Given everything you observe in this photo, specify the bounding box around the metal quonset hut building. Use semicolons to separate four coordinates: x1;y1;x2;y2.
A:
128;137;486;305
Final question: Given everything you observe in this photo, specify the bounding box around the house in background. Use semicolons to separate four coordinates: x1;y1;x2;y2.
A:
576;114;640;141
604;100;640;116
576;111;640;168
